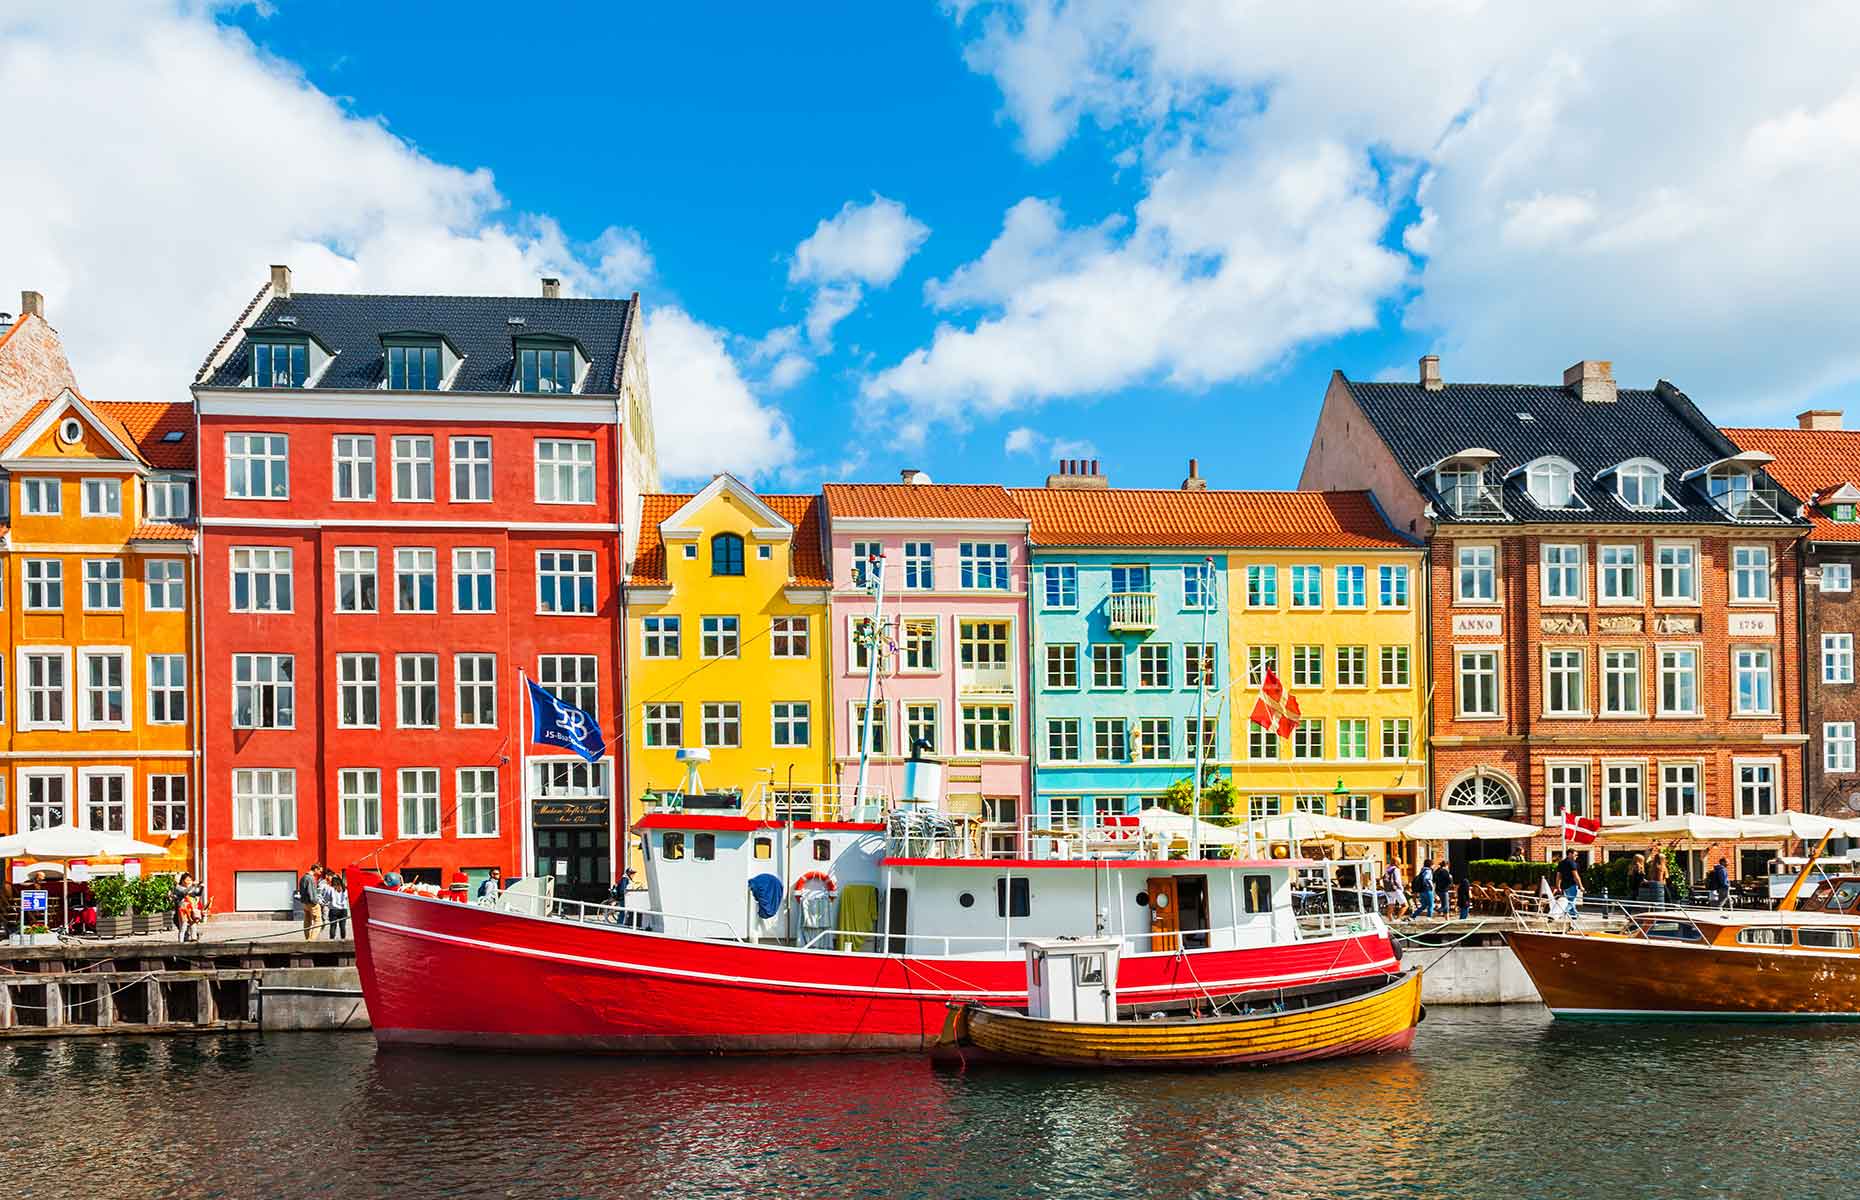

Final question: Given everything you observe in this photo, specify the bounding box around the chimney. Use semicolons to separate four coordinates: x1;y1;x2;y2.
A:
1181;457;1207;491
899;468;929;484
269;264;292;299
1044;457;1109;490
1564;359;1616;404
1419;354;1443;391
541;276;562;299
1799;409;1844;431
19;290;44;320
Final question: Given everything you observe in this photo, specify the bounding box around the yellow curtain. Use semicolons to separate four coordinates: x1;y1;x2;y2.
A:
834;883;880;951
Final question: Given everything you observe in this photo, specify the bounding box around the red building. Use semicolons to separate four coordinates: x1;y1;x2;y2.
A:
192;267;658;912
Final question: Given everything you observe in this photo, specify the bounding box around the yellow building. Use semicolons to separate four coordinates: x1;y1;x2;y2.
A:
0;389;198;874
624;475;834;816
1227;505;1427;826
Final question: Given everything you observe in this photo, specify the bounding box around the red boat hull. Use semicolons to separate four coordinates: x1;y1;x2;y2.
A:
350;882;1403;1054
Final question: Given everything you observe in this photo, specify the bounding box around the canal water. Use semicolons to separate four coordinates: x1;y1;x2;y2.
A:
4;1005;1852;1199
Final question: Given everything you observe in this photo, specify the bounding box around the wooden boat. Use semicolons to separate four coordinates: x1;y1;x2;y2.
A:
935;937;1423;1068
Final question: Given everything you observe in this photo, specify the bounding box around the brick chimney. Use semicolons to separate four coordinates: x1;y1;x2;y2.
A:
19;290;44;320
1045;458;1108;490
1181;457;1207;491
899;468;930;484
541;276;562;299
269;264;292;299
1564;359;1616;404
1798;409;1844;431
1419;354;1443;391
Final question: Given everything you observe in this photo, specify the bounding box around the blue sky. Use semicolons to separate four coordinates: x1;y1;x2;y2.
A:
7;3;1860;490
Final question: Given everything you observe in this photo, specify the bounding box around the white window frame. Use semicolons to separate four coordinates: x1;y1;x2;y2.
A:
701;615;740;659
80;477;122;518
1455;647;1501;718
536;549;597;616
396;767;441;838
1600;648;1644;717
904;700;939;756
1602;759;1646;824
331;434;376;502
146;652;186;725
20;477;59;516
1654;540;1699;605
225;432;290;501
1546;759;1589;818
393;547;437;614
536;654;598;714
1826;633;1856;685
396;653;440;729
144;476;191;521
770;700;812;748
1377;563;1411;610
145;558;185;612
18;647;70;730
390;435;435;503
1657;644;1702;717
1454;543;1497;605
231;768;297;839
1826;722;1857;773
232;653;294;729
1544;646;1587;716
334;547;378;614
229;546;293;613
1540;543;1584;605
78;766;131;834
770;615;810;660
19;766;70;832
338;768;382;840
1732;645;1775;715
458;767;500;838
337;653;379;730
148;774;188;835
1734;757;1781;818
1596;542;1642;605
702;701;743;749
82;558;124;612
1659;760;1703;817
1732;544;1772;604
643;702;683;749
1333;564;1367;609
454;653;497;729
1821;562;1854;594
452;547;496;614
22;558;61;612
641;615;681;659
449;436;493;503
535;438;596;505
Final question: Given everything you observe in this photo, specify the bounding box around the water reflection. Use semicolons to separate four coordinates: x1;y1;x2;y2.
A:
6;1008;1860;1198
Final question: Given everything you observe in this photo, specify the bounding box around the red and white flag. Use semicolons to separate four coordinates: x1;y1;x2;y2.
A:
1563;812;1601;846
1249;666;1302;738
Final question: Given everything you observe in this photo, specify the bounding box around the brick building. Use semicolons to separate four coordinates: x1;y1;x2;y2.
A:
1727;412;1860;822
1303;357;1810;878
0;291;77;421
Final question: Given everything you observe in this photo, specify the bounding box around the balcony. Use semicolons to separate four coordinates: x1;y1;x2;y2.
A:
1104;591;1157;632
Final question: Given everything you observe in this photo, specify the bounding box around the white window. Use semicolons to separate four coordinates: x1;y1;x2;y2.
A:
1249;795;1283;819
1089;717;1125;761
905;702;939;755
1616;462;1665;510
771;701;811;747
149;775;187;834
1247;565;1278;608
1292;721;1324;760
962;704;1015;754
1044;644;1079;690
1659;647;1700;716
642;616;681;659
903;541;934;590
1734;647;1774;714
1601;648;1642;715
1335;645;1367;687
1247;645;1279;686
1604;762;1644;821
1826;634;1856;684
20;650;68;730
458;768;499;838
145;559;185;611
391;435;434;502
394;547;436;613
337;654;378;728
1822;562;1853;594
1333;565;1366;609
702;701;742;748
455;654;497;728
1545;648;1585;715
1457;650;1499;717
396;654;439;728
1547;762;1588;817
849;541;883;588
450;436;493;502
1656;542;1698;603
230;546;292;612
1132;717;1171;761
226;432;289;499
1039;562;1080;609
332;435;375;501
232;769;296;839
233;654;294;728
1247;722;1278;761
147;653;185;724
961;620;1011;670
1733;545;1771;602
1090;643;1125;689
82;558;123;611
537;655;597;713
22;769;67;830
1183;561;1214;610
1291;644;1322;688
339;769;381;840
535;439;596;504
958;542;1010;590
1456;545;1496;603
1526;459;1574;509
331;547;376;614
1381;718;1411;759
1290;564;1323;608
701;615;740;658
771;615;810;658
1737;760;1779;817
1380;645;1410;688
1541;544;1583;603
23;559;61;611
1184;642;1217;689
397;768;441;837
1597;543;1641;603
1186;717;1217;760
1660;762;1701;816
537;549;597;615
1827;722;1857;773
1136;643;1171;688
903;618;937;671
1337;718;1368;760
81;769;129;833
144;477;190;521
20;477;58;515
1046;717;1081;761
453;547;496;613
81;478;121;518
643;702;683;748
1378;564;1410;608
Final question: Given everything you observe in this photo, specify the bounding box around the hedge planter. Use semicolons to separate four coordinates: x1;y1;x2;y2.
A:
95;913;134;938
132;913;160;935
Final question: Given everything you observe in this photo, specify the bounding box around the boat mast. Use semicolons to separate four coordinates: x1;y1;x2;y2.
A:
1190;556;1213;859
852;551;887;821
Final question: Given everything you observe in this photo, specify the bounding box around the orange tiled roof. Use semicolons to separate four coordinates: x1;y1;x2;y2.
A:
0;398;53;448
1725;425;1860;543
822;482;1025;521
129;522;194;542
95;401;194;469
629;491;830;587
1007;488;1415;549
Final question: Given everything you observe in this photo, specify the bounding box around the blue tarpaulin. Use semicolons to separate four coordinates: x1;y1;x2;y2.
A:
748;873;783;919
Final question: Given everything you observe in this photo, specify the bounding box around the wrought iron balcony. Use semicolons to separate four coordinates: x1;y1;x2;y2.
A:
1104;591;1157;632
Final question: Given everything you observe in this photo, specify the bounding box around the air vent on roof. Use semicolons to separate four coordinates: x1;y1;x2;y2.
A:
1516;412;1534;422
507;316;527;327
275;315;298;325
162;430;185;443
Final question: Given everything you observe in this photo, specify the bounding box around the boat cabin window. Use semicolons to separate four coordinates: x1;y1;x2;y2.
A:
1643;920;1702;941
753;837;772;860
662;832;684;861
694;833;715;861
1242;874;1273;914
1075;955;1106;986
1799;928;1856;950
813;839;831;862
1831;883;1860;910
996;877;1030;918
1736;926;1793;946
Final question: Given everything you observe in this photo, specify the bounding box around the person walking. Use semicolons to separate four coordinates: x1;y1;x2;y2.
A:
1645;847;1669;906
326;875;350;939
1414;858;1436;918
1381;860;1406;921
298;863;323;940
1707;857;1731;907
1432;860;1455;920
1457;869;1473;921
477;866;503;902
1555;848;1584;920
1627;853;1647;904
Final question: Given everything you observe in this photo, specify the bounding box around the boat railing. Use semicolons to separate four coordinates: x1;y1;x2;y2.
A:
493;889;738;941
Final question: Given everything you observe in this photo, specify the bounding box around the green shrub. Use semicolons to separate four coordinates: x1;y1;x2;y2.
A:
1468;859;1557;888
1469;851;1689;899
91;874;133;918
132;872;174;915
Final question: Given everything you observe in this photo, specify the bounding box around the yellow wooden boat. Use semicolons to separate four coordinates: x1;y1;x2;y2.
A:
936;936;1422;1069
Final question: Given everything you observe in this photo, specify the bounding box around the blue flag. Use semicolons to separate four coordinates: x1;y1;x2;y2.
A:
527;678;607;764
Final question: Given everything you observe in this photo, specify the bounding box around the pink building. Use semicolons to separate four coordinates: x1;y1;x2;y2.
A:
821;481;1030;849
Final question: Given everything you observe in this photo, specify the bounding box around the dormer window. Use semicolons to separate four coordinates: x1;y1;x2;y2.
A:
145;477;191;521
1428;448;1506;518
1524;458;1576;509
1437;466;1481;511
251;339;308;388
386;343;442;391
517;341;576;394
1616;462;1666;510
1835;503;1858;522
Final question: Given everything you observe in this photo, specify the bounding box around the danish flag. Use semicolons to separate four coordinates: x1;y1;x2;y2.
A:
1563;812;1602;846
1249;667;1302;738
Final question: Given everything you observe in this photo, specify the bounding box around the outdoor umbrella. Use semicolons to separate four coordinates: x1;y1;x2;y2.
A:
1590;814;1788;846
1136;808;1242;848
1387;810;1540;841
1756;810;1860;842
0;826;169;859
1255;811;1402;843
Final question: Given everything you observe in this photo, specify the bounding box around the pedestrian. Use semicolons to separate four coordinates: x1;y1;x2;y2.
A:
298;863;323;940
1457;869;1473;921
326;875;350;939
1627;853;1647;904
477;866;503;902
1432;860;1454;919
1555;847;1583;920
1381;860;1406;921
1414;858;1436;918
1645;847;1669;906
170;872;205;942
1707;857;1731;907
611;866;639;927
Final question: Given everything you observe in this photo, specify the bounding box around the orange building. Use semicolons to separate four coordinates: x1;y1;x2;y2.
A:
0;388;198;877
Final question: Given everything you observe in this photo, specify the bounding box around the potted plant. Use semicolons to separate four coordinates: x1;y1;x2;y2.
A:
132;873;173;935
15;923;56;947
92;874;134;938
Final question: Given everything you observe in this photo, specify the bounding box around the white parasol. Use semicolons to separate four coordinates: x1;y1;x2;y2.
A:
1254;811;1402;843
1755;810;1860;841
1387;810;1541;841
0;826;171;859
1590;814;1789;846
1136;807;1243;848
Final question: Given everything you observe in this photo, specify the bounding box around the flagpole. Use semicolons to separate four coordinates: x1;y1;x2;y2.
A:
518;669;532;879
1190;556;1212;859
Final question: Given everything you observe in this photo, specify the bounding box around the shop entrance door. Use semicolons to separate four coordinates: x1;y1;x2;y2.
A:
533;827;611;903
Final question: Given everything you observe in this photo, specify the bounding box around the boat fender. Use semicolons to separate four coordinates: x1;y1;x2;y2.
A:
793;870;837;896
1391;937;1404;962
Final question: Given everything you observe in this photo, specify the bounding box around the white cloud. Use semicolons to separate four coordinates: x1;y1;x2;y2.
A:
785;194;930;352
877;1;1860;430
1003;426;1041;455
644;307;797;481
1003;425;1095;460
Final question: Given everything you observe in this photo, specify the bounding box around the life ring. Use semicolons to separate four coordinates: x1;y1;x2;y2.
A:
792;870;837;896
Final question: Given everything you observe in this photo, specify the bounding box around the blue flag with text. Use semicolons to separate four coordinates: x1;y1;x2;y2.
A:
527;678;607;764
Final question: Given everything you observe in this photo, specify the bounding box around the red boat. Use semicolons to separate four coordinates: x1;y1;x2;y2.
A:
350;801;1402;1054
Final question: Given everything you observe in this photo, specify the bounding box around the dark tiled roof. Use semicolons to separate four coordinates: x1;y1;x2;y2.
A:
203;292;636;394
1342;377;1807;527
